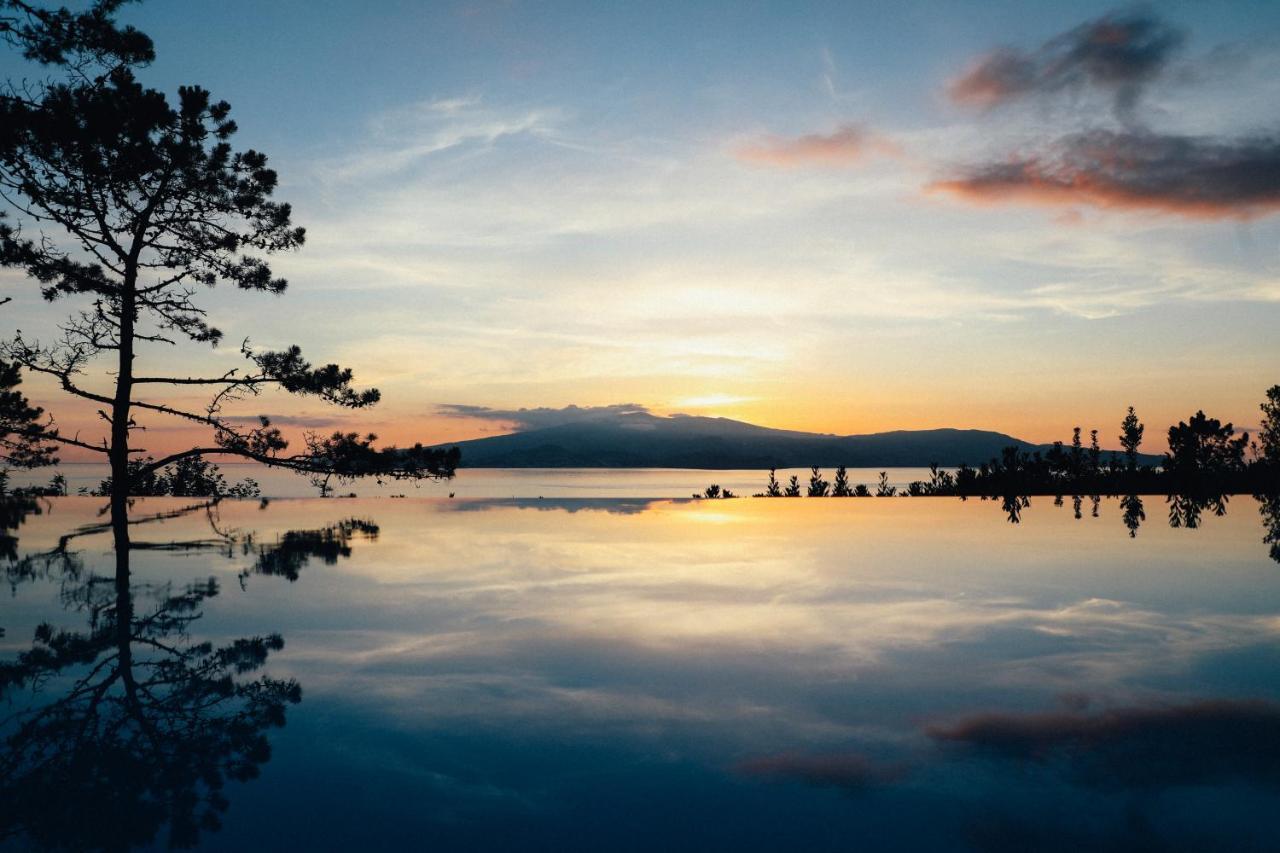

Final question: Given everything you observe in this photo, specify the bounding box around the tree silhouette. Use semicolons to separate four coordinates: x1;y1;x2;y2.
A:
1120;406;1144;472
763;468;782;497
783;475;801;497
1259;385;1280;469
0;0;458;514
806;465;829;497
1165;412;1249;481
1;0;152;70
831;465;852;497
0;356;57;470
696;483;734;499
1070;427;1084;479
90;454;260;497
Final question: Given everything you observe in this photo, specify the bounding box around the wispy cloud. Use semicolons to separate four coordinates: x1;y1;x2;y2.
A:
673;394;756;409
328;95;562;182
734;124;898;168
224;412;353;428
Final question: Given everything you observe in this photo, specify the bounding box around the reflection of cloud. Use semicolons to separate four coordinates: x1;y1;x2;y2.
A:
439;498;668;516
928;699;1280;788
932;131;1280;220
737;752;904;792
435;402;650;431
735;124;897;168
948;10;1184;118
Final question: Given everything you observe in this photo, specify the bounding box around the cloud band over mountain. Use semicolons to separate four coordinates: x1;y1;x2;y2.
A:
436;403;651;431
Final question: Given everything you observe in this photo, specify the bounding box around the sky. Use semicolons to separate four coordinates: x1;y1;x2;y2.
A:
3;0;1280;456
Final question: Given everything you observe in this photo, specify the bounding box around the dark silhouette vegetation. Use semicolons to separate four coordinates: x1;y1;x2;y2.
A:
0;0;459;503
749;389;1279;501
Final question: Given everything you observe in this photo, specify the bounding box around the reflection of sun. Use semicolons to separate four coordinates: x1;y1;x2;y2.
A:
683;509;744;525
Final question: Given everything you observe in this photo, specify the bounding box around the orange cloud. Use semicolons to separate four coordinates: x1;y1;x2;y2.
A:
930;131;1280;220
735;124;898;168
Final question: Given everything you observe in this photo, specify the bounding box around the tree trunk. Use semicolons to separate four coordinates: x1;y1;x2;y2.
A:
110;269;137;565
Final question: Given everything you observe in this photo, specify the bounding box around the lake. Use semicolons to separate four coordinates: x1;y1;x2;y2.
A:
2;494;1279;851
7;464;946;498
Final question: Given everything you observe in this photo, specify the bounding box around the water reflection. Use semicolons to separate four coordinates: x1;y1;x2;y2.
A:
929;698;1280;789
440;497;668;515
1;494;1278;851
242;517;379;583
984;488;1280;565
1263;493;1280;564
0;500;373;851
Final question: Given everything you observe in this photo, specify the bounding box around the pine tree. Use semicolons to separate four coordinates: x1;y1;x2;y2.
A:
1;0;458;513
807;465;829;497
1258;386;1280;468
831;465;851;497
1120;406;1144;471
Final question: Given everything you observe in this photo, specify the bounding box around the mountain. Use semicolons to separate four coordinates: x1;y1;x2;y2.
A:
432;412;1157;469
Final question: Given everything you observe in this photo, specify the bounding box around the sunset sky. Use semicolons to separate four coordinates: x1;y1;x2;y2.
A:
3;0;1279;455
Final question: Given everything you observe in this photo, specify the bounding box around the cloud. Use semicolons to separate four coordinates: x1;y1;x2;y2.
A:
927;698;1280;789
672;394;755;409
930;130;1280;219
224;413;353;428
734;124;898;168
328;95;561;182
948;10;1185;118
736;752;904;793
435;402;650;431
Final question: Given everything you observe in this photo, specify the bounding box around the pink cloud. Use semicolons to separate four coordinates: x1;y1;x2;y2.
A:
735;124;898;168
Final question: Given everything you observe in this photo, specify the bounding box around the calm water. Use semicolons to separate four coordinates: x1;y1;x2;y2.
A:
2;495;1279;851
8;464;944;498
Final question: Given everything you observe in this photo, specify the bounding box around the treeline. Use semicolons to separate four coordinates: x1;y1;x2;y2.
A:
2;456;262;499
694;386;1280;499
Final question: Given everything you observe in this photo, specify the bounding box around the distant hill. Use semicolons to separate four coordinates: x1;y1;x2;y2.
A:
432;412;1159;469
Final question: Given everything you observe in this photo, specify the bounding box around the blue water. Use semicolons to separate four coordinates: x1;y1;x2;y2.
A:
2;494;1278;851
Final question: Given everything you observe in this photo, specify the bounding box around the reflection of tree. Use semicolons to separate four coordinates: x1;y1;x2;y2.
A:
1120;494;1145;538
1000;494;1028;524
1167;492;1228;529
0;493;41;562
1260;493;1280;566
0;573;298;850
0;498;376;850
243;518;379;583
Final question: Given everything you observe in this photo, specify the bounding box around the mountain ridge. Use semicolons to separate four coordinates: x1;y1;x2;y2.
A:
431;412;1160;469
